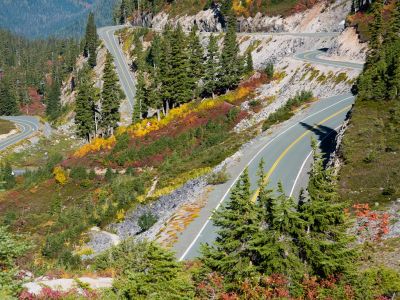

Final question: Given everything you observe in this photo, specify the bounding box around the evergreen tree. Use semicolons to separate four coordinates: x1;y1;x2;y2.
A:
298;142;356;278
219;12;241;92
0;161;16;190
0;79;18;116
367;0;384;64
101;52;123;136
201;169;259;284
84;12;98;68
75;68;98;141
187;25;205;98
46;76;61;120
203;34;219;98
246;51;254;73
146;68;163;120
250;181;305;281
96;240;195;299
159;27;174;114
146;34;162;69
169;26;192;106
133;70;146;123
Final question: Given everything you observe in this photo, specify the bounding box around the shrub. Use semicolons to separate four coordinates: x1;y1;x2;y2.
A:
208;167;230;185
265;62;274;78
70;166;87;180
53;166;68;185
138;212;158;232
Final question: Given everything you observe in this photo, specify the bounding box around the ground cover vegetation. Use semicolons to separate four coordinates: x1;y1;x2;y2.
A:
340;0;400;205
0;119;15;135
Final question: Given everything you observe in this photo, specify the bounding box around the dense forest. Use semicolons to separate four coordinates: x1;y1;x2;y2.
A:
0;0;117;38
0;29;80;117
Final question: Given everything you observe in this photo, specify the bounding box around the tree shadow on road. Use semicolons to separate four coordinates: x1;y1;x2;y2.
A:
299;122;338;165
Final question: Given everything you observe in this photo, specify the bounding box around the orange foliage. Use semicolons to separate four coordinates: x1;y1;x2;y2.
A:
74;136;116;158
353;203;391;241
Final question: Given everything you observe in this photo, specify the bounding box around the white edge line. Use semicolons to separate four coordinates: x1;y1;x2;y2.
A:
178;95;354;261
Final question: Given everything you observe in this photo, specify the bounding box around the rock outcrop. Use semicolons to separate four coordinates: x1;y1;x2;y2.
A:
130;0;351;33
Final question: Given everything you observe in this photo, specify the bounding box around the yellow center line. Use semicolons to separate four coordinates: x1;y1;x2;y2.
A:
250;105;352;202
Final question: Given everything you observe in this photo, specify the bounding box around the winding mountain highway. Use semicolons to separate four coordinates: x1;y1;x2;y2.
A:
174;51;363;261
98;26;363;260
0;116;40;151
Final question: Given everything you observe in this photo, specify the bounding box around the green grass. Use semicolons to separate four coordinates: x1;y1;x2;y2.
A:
338;100;400;206
1;133;81;168
0;119;15;135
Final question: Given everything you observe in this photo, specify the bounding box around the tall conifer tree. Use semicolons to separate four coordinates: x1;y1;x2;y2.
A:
298;142;355;278
75;68;98;141
84;12;98;68
201;169;259;284
101;52;123;136
219;12;241;92
187;25;205;98
0;79;18;116
203;34;219;98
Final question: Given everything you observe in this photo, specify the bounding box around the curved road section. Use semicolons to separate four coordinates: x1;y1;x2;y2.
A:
98;26;136;114
174;49;364;261
0;116;39;151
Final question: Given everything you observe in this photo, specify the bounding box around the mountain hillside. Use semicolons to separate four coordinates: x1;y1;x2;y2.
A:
0;0;117;38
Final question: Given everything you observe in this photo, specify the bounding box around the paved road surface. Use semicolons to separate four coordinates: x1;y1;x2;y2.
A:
98;26;136;114
0;116;40;151
174;50;363;261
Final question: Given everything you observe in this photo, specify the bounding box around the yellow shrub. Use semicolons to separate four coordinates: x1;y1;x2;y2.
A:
116;209;125;222
74;136;116;158
53;166;68;185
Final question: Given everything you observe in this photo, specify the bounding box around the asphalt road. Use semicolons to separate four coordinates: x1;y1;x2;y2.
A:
98;26;136;113
174;49;364;261
0;116;40;151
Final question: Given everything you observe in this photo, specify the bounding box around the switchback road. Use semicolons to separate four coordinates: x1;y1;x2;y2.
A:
0;116;39;151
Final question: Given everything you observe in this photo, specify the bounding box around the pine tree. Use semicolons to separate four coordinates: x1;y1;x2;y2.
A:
250;181;305;281
203;34;219;98
201;169;259;284
159;27;174;114
46;74;61;120
219;12;241;92
84;12;98;68
147;34;162;69
101;52;123;136
75;68;98;141
367;0;384;64
187;25;205;98
146;68;162;120
169;25;192;106
298;142;356;278
0;79;18;116
133;69;145;123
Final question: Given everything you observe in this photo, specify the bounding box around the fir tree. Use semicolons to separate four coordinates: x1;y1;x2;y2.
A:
201;169;259;284
187;25;205;98
84;12;98;68
170;26;192;106
0;79;18;116
133;69;145;123
219;12;241;92
250;181;305;281
298;142;356;278
75;68;98;141
101;52;123;136
147;34;162;69
159;27;174;114
46;75;61;120
203;34;219;98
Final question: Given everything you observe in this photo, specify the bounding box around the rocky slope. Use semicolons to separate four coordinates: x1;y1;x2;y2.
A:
131;0;350;33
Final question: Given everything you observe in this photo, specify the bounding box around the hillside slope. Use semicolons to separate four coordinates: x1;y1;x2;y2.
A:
0;0;117;38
